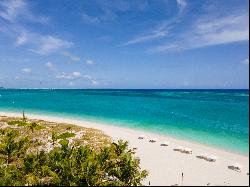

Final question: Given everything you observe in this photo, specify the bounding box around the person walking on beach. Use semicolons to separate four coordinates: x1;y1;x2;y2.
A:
181;172;184;185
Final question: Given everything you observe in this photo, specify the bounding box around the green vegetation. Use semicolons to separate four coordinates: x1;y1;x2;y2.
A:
0;116;148;186
7;120;28;126
55;132;76;140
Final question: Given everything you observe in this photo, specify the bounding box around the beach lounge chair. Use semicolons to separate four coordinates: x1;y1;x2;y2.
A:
138;135;145;139
207;155;217;162
160;141;170;146
173;146;184;152
149;138;157;143
196;153;206;159
181;147;192;154
228;163;242;172
197;153;208;159
203;154;217;162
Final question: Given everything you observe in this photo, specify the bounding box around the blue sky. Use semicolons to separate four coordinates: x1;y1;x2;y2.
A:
0;0;249;89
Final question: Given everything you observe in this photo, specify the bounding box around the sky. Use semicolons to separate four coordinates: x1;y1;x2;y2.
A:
0;0;249;89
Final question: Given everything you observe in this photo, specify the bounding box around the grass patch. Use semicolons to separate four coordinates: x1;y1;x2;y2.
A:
7;120;28;126
56;132;75;139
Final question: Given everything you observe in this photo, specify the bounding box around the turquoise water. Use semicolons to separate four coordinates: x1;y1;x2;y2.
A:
0;89;249;155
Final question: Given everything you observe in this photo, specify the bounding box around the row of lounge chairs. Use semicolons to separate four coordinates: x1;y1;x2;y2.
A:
138;134;244;172
173;146;192;154
228;163;243;172
196;153;217;162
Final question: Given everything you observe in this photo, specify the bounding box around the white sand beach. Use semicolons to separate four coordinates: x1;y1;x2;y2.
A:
0;111;249;186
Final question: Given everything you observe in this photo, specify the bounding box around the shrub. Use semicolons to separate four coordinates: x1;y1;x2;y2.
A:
0;129;148;186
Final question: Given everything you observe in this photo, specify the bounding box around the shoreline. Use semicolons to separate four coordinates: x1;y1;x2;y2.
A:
0;111;249;186
0;110;248;157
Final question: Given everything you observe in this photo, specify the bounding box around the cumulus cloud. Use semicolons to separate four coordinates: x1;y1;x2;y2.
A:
55;72;82;80
55;72;99;86
21;68;31;73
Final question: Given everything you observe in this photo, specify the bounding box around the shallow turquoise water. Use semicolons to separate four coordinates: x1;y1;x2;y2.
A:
0;89;249;155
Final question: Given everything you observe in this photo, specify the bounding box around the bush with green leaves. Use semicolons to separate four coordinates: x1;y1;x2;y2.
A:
0;129;148;186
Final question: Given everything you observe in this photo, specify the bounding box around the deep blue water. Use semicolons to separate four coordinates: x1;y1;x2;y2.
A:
0;89;249;154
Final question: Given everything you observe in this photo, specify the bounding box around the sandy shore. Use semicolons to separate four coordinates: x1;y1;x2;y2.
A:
0;111;249;186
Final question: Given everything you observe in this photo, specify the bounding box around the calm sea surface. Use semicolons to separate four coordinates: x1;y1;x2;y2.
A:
0;89;249;155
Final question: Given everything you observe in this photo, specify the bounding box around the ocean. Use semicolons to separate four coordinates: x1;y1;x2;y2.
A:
0;89;249;155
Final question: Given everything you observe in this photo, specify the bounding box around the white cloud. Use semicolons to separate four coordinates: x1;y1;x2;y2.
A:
152;12;249;52
193;13;249;46
0;0;25;22
16;32;27;46
30;36;73;55
122;0;186;47
69;81;74;86
55;72;99;86
4;28;74;55
0;1;60;55
22;68;31;73
0;0;48;24
81;0;148;24
72;72;81;78
242;58;249;65
153;44;182;52
56;72;81;80
0;2;62;55
86;59;95;65
55;73;71;80
83;75;99;86
45;62;55;70
61;51;80;62
91;80;99;86
176;0;187;12
122;31;167;46
83;75;92;79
